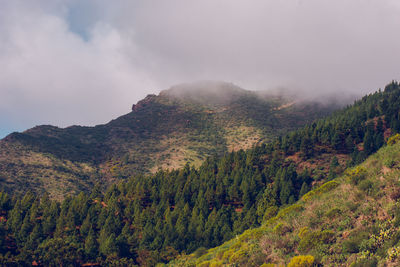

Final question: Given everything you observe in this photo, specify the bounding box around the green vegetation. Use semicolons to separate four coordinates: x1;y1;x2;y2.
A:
0;146;312;265
0;81;399;265
172;130;400;266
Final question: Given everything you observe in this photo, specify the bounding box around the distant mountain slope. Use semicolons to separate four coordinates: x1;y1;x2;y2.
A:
0;81;336;199
171;135;400;266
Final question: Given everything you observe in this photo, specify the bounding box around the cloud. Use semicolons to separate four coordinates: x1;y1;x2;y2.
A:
0;0;399;136
0;1;157;132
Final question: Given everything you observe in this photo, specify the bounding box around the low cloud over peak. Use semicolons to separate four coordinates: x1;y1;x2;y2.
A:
0;0;399;137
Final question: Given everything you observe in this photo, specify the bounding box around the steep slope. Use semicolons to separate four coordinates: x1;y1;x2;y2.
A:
170;134;400;267
0;81;336;199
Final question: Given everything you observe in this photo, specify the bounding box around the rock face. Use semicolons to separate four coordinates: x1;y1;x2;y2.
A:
132;94;157;111
0;81;339;199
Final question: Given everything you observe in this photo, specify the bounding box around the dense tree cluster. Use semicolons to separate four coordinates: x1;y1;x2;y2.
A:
280;81;400;164
0;149;309;265
0;81;399;265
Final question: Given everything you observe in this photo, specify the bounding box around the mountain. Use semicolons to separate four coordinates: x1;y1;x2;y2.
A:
0;81;337;199
172;134;400;267
0;81;398;266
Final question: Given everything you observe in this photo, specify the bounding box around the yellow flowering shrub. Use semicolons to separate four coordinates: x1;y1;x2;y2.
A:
388;246;400;261
387;133;400;145
287;255;314;267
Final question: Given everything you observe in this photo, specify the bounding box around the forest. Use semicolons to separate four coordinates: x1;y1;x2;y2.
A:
0;81;399;266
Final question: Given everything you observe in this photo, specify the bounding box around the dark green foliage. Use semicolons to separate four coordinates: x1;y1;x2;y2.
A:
342;231;369;253
0;148;306;265
299;182;310;197
85;229;98;259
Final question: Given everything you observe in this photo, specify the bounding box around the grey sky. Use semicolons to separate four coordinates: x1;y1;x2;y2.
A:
0;0;399;137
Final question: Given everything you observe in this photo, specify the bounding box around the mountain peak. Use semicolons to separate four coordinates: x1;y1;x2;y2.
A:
159;80;250;106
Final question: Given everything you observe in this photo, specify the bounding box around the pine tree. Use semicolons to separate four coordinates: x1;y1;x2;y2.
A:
100;233;118;256
363;131;375;155
85;229;98;259
299;182;310;197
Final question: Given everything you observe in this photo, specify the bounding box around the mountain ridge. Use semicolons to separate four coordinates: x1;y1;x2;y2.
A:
0;81;338;199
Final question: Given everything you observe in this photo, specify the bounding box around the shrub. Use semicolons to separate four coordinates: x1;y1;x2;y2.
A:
358;180;374;195
229;248;248;264
263;206;278;222
302;181;340;201
347;166;367;185
222;249;234;261
238;228;264;242
273;222;291;235
298;230;335;252
388;246;400;261
287;255;315;267
349;257;378;267
209;260;223;267
342;231;369;253
346;201;358;212
394;208;400;227
326;207;341;219
387;133;400;146
276;204;304;219
298;227;310;239
194;247;208;258
198;261;210;267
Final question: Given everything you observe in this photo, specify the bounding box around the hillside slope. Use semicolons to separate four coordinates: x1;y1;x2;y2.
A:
0;81;335;199
170;135;400;266
0;82;399;265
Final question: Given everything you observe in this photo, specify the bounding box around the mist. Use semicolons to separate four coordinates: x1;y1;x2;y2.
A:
0;0;399;137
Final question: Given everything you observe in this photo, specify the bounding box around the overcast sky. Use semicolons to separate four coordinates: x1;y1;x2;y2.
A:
1;0;400;137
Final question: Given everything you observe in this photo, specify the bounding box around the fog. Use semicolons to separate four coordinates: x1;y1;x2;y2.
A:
0;0;399;137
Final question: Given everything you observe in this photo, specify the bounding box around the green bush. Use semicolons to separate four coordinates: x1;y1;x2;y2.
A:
222;248;235;261
302;180;340;201
358;180;374;195
276;204;304;219
342;231;369;253
273;222;291;235
347;166;367;185
263;206;278;222
326;207;341;219
349;257;378;267
194;247;208;258
298;230;335;252
298;227;310;239
384;158;396;168
198;261;210;267
209;260;223;267
229;248;248;264
345;201;359;212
